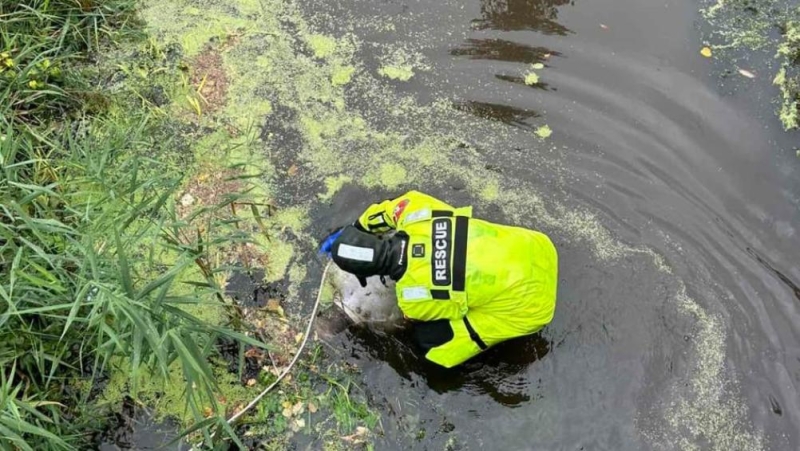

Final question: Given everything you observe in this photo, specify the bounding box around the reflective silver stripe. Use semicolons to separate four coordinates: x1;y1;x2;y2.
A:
402;208;430;225
402;287;429;300
337;244;374;262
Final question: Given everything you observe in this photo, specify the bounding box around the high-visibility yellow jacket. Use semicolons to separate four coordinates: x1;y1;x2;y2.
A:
356;191;558;367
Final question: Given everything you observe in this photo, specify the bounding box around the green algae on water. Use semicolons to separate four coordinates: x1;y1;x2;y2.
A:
331;65;356;86
524;72;540;86
700;0;775;51
535;124;553;139
645;287;766;451
142;2;254;57
273;205;310;232
700;0;800;129
379;65;415;81
376;46;429;82
100;357;253;426
775;21;800;129
362;162;408;189
480;181;500;201
307;34;337;58
319;175;352;201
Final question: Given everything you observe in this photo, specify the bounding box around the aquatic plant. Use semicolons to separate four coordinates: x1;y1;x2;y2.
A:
775;21;800;129
535;124;553;139
700;0;800;129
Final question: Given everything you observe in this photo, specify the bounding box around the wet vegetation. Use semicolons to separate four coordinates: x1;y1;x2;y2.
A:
701;0;800;129
775;20;800;129
1;0;387;448
0;1;282;448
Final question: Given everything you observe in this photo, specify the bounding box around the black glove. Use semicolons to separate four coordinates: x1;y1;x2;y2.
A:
353;219;367;233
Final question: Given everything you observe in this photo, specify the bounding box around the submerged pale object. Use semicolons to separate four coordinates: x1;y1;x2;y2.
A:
327;265;404;327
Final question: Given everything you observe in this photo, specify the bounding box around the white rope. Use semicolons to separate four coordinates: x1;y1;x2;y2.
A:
190;260;331;449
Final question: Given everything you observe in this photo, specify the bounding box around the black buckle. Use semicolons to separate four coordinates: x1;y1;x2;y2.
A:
463;317;487;350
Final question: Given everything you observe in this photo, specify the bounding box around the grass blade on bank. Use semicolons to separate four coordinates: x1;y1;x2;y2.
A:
1;1;273;448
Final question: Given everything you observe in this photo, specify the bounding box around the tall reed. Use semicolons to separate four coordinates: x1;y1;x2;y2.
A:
1;2;269;448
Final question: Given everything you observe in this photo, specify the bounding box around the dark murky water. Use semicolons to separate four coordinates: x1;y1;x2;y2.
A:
302;0;800;449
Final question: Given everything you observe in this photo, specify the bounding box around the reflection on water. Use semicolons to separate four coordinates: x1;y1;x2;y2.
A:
454;100;540;125
472;0;573;35
98;397;179;451
451;38;558;64
747;246;800;302
494;73;552;90
344;325;551;407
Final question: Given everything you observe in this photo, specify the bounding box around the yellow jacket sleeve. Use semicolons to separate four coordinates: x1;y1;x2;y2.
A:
399;297;465;322
355;190;455;233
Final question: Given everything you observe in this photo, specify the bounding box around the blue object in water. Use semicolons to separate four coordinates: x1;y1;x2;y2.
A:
319;228;343;256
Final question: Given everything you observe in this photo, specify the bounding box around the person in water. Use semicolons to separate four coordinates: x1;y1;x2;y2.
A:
320;190;558;368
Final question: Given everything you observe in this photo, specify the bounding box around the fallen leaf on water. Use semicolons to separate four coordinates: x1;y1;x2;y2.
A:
535;125;553;139
524;72;539;85
738;69;756;79
231;403;244;416
531;63;545;70
700;46;712;58
341;426;369;444
265;298;284;316
281;400;294;418
290;418;306;432
180;193;195;207
244;347;262;358
543;53;551;59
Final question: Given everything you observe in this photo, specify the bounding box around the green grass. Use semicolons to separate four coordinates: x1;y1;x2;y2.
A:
0;1;271;449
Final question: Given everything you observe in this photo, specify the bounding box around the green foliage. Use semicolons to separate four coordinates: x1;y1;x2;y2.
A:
700;0;800;129
325;380;378;433
0;1;269;449
0;364;71;451
775;21;800;129
0;0;139;124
